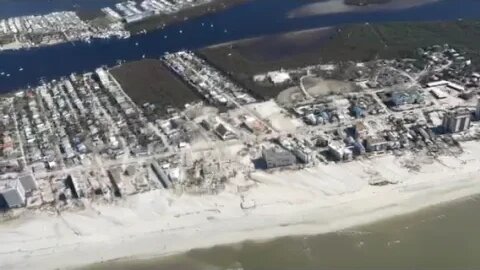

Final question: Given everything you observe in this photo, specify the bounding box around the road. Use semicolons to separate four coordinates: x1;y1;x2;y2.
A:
299;71;315;101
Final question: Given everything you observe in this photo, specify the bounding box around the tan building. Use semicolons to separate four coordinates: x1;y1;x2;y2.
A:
442;109;471;133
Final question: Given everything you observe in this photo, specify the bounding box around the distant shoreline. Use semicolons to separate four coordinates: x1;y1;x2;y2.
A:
125;0;248;34
0;0;248;54
289;0;440;18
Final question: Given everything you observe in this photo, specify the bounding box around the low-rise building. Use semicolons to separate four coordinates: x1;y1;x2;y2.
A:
366;136;389;153
267;71;291;85
214;124;236;141
328;141;353;161
354;121;369;140
262;147;296;169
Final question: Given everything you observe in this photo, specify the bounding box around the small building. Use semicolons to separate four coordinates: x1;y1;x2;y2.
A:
0;180;26;209
125;165;137;176
124;10;154;23
267;71;291;85
429;87;448;99
427;80;449;88
442;109;471;133
391;90;423;107
292;147;315;164
214;124;236;141
151;161;172;189
262;147;296;169
354;121;369;140
328;141;352;161
427;80;465;92
107;168;125;196
366;136;388;153
243;116;266;134
447;82;465;92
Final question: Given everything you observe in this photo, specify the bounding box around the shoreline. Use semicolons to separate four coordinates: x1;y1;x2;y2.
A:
2;141;480;269
89;186;480;268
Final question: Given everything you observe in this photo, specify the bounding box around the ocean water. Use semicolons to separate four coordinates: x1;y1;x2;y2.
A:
1;0;480;92
86;195;480;270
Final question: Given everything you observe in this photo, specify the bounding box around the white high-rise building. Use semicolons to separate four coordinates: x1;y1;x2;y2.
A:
475;98;480;120
0;180;26;209
442;109;471;133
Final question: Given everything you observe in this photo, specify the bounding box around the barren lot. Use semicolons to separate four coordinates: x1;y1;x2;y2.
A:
111;59;200;116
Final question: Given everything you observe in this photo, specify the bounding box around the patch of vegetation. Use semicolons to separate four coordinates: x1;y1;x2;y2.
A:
199;20;480;100
110;59;200;117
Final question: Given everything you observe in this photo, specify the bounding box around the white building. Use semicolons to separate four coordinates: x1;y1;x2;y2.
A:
0;180;26;208
427;80;465;92
443;109;471;133
267;71;291;85
328;141;352;161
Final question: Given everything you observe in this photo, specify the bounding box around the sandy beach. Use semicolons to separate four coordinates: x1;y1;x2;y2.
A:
288;0;440;18
1;140;480;269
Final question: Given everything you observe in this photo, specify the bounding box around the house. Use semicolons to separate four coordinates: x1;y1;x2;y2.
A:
214;124;236;141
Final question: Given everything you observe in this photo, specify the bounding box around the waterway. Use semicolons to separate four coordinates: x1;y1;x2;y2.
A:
86;195;480;270
1;0;480;92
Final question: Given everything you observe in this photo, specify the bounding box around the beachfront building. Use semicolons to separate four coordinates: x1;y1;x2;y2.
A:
0;180;26;209
476;98;480;120
262;147;296;169
19;174;38;192
442;109;471;133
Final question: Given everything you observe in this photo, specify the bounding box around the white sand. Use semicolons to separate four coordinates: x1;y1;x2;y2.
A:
2;141;480;270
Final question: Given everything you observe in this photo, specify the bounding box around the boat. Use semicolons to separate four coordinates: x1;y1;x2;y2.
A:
179;30;183;34
19;67;23;71
6;74;10;77
0;72;4;76
135;42;139;46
